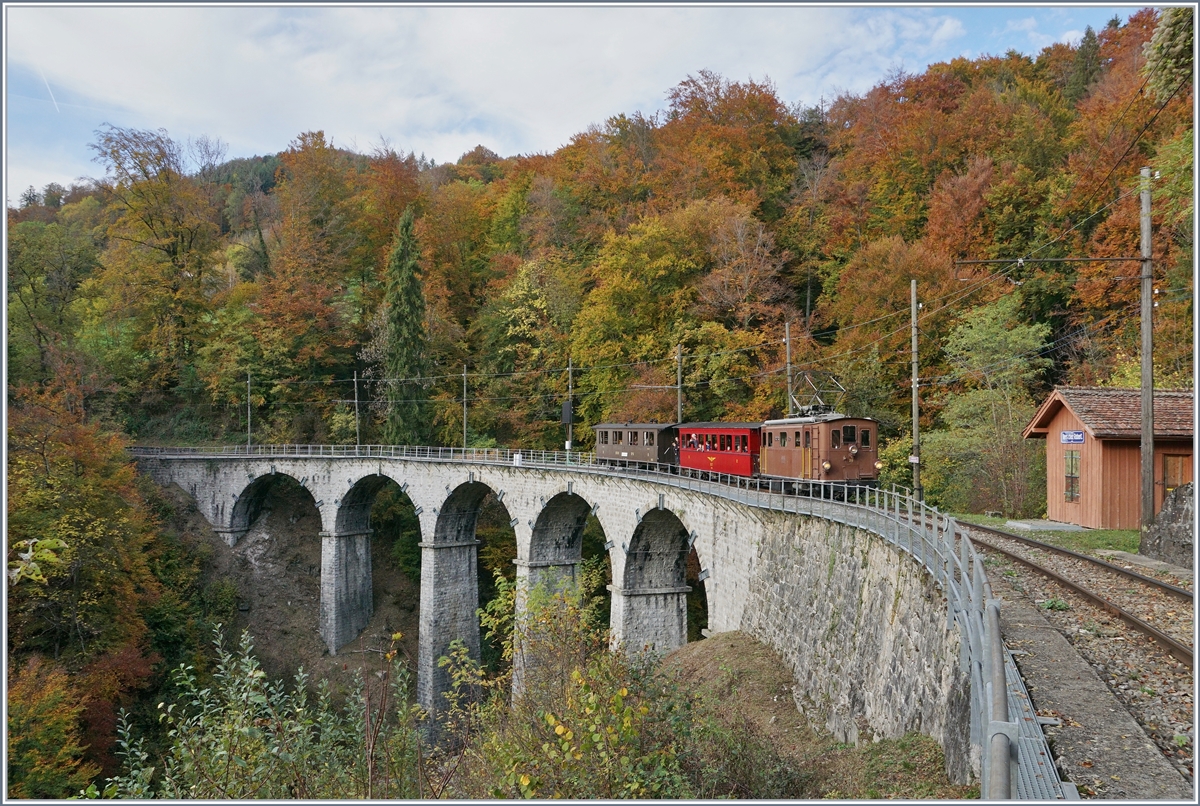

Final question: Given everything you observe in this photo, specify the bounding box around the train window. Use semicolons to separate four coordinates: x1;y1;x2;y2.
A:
645;431;655;447
614;431;623;445
779;431;788;447
688;434;697;449
766;432;773;447
598;431;608;445
842;425;856;443
795;431;802;446
804;430;811;448
861;429;871;447
830;429;841;448
740;435;748;452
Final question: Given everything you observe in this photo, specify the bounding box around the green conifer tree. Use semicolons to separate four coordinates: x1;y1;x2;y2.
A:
382;207;429;445
1065;27;1102;104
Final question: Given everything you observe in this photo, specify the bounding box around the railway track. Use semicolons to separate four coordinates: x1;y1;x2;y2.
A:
962;521;1193;601
955;521;1196;786
963;527;1193;669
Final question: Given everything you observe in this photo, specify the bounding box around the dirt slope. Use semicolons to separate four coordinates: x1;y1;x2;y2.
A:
660;631;977;799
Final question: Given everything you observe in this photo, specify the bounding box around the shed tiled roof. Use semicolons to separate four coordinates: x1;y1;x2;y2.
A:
1024;387;1194;439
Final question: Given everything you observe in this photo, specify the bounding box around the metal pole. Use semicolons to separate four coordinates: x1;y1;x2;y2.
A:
462;364;468;450
911;280;922;501
785;321;794;416
247;372;251;448
1140;167;1155;531
676;344;683;423
354;371;360;447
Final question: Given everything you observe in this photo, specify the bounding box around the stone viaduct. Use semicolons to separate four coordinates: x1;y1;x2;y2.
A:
133;445;992;787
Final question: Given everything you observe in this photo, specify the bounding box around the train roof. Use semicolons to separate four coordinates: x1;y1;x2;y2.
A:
677;422;763;430
763;411;872;426
592;422;678;430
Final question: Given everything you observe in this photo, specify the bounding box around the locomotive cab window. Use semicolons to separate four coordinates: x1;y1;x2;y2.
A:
795;431;802;446
831;430;841;448
645;431;655;447
766;432;773;447
804;430;811;448
861;429;870;448
779;432;788;447
842;425;856;443
629;432;639;446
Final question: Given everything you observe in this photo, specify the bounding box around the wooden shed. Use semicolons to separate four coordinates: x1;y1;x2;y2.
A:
1023;387;1194;530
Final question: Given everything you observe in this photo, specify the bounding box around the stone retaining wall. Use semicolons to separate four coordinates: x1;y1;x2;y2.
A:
1141;482;1194;568
739;511;971;784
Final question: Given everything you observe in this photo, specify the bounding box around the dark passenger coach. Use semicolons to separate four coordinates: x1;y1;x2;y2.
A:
593;422;678;466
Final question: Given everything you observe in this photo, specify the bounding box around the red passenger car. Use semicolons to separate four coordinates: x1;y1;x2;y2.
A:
677;423;761;478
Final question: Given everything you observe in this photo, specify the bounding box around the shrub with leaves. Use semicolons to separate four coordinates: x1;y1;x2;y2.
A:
95;629;424;799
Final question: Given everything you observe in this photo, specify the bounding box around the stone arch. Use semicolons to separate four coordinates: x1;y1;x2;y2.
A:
336;473;419;536
434;480;494;544
623;508;690;591
612;507;692;654
229;471;315;541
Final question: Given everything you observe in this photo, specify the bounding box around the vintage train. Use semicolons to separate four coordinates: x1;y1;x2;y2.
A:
592;406;883;488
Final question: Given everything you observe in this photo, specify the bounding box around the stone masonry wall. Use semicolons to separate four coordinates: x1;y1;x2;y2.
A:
1140;482;1194;568
739;511;972;784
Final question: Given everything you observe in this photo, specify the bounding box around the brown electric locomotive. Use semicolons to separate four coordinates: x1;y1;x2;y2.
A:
758;407;882;488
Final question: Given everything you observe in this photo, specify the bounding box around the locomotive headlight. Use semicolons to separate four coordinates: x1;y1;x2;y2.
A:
821;460;832;473
849;445;859;457
874;460;884;471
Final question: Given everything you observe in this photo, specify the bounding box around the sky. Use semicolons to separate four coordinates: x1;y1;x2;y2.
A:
4;3;1149;203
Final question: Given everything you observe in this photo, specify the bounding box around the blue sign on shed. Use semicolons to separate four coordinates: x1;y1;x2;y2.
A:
1060;430;1085;444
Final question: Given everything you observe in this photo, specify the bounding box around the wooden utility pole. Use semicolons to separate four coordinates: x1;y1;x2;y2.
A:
911;280;922;501
1140;166;1154;530
785;321;794;416
567;357;574;452
353;371;360;447
462;365;468;450
247;372;252;448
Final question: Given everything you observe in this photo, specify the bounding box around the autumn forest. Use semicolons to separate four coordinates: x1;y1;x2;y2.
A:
6;8;1194;798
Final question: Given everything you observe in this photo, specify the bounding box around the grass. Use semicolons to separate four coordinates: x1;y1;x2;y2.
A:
953;513;1141;556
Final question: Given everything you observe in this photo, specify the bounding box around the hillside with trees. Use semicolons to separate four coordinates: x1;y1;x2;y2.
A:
6;8;1192;797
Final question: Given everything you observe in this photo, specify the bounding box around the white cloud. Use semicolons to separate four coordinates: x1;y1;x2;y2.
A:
7;5;1101;199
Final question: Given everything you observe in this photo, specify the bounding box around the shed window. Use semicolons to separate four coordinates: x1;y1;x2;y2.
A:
614;431;623;445
598;430;608;445
1065;450;1080;502
645;431;655;447
842;425;857;443
861;429;871;448
629;431;639;446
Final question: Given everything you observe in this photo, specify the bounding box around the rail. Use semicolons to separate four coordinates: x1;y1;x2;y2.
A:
130;444;1018;798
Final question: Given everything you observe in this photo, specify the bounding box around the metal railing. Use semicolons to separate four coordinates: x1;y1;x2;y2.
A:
130;443;1016;797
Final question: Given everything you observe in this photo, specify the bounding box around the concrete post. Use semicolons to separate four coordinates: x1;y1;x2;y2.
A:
511;559;581;698
608;584;689;654
319;529;373;654
417;538;481;720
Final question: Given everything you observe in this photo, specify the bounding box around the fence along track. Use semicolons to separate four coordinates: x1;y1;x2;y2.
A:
131;444;1029;798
